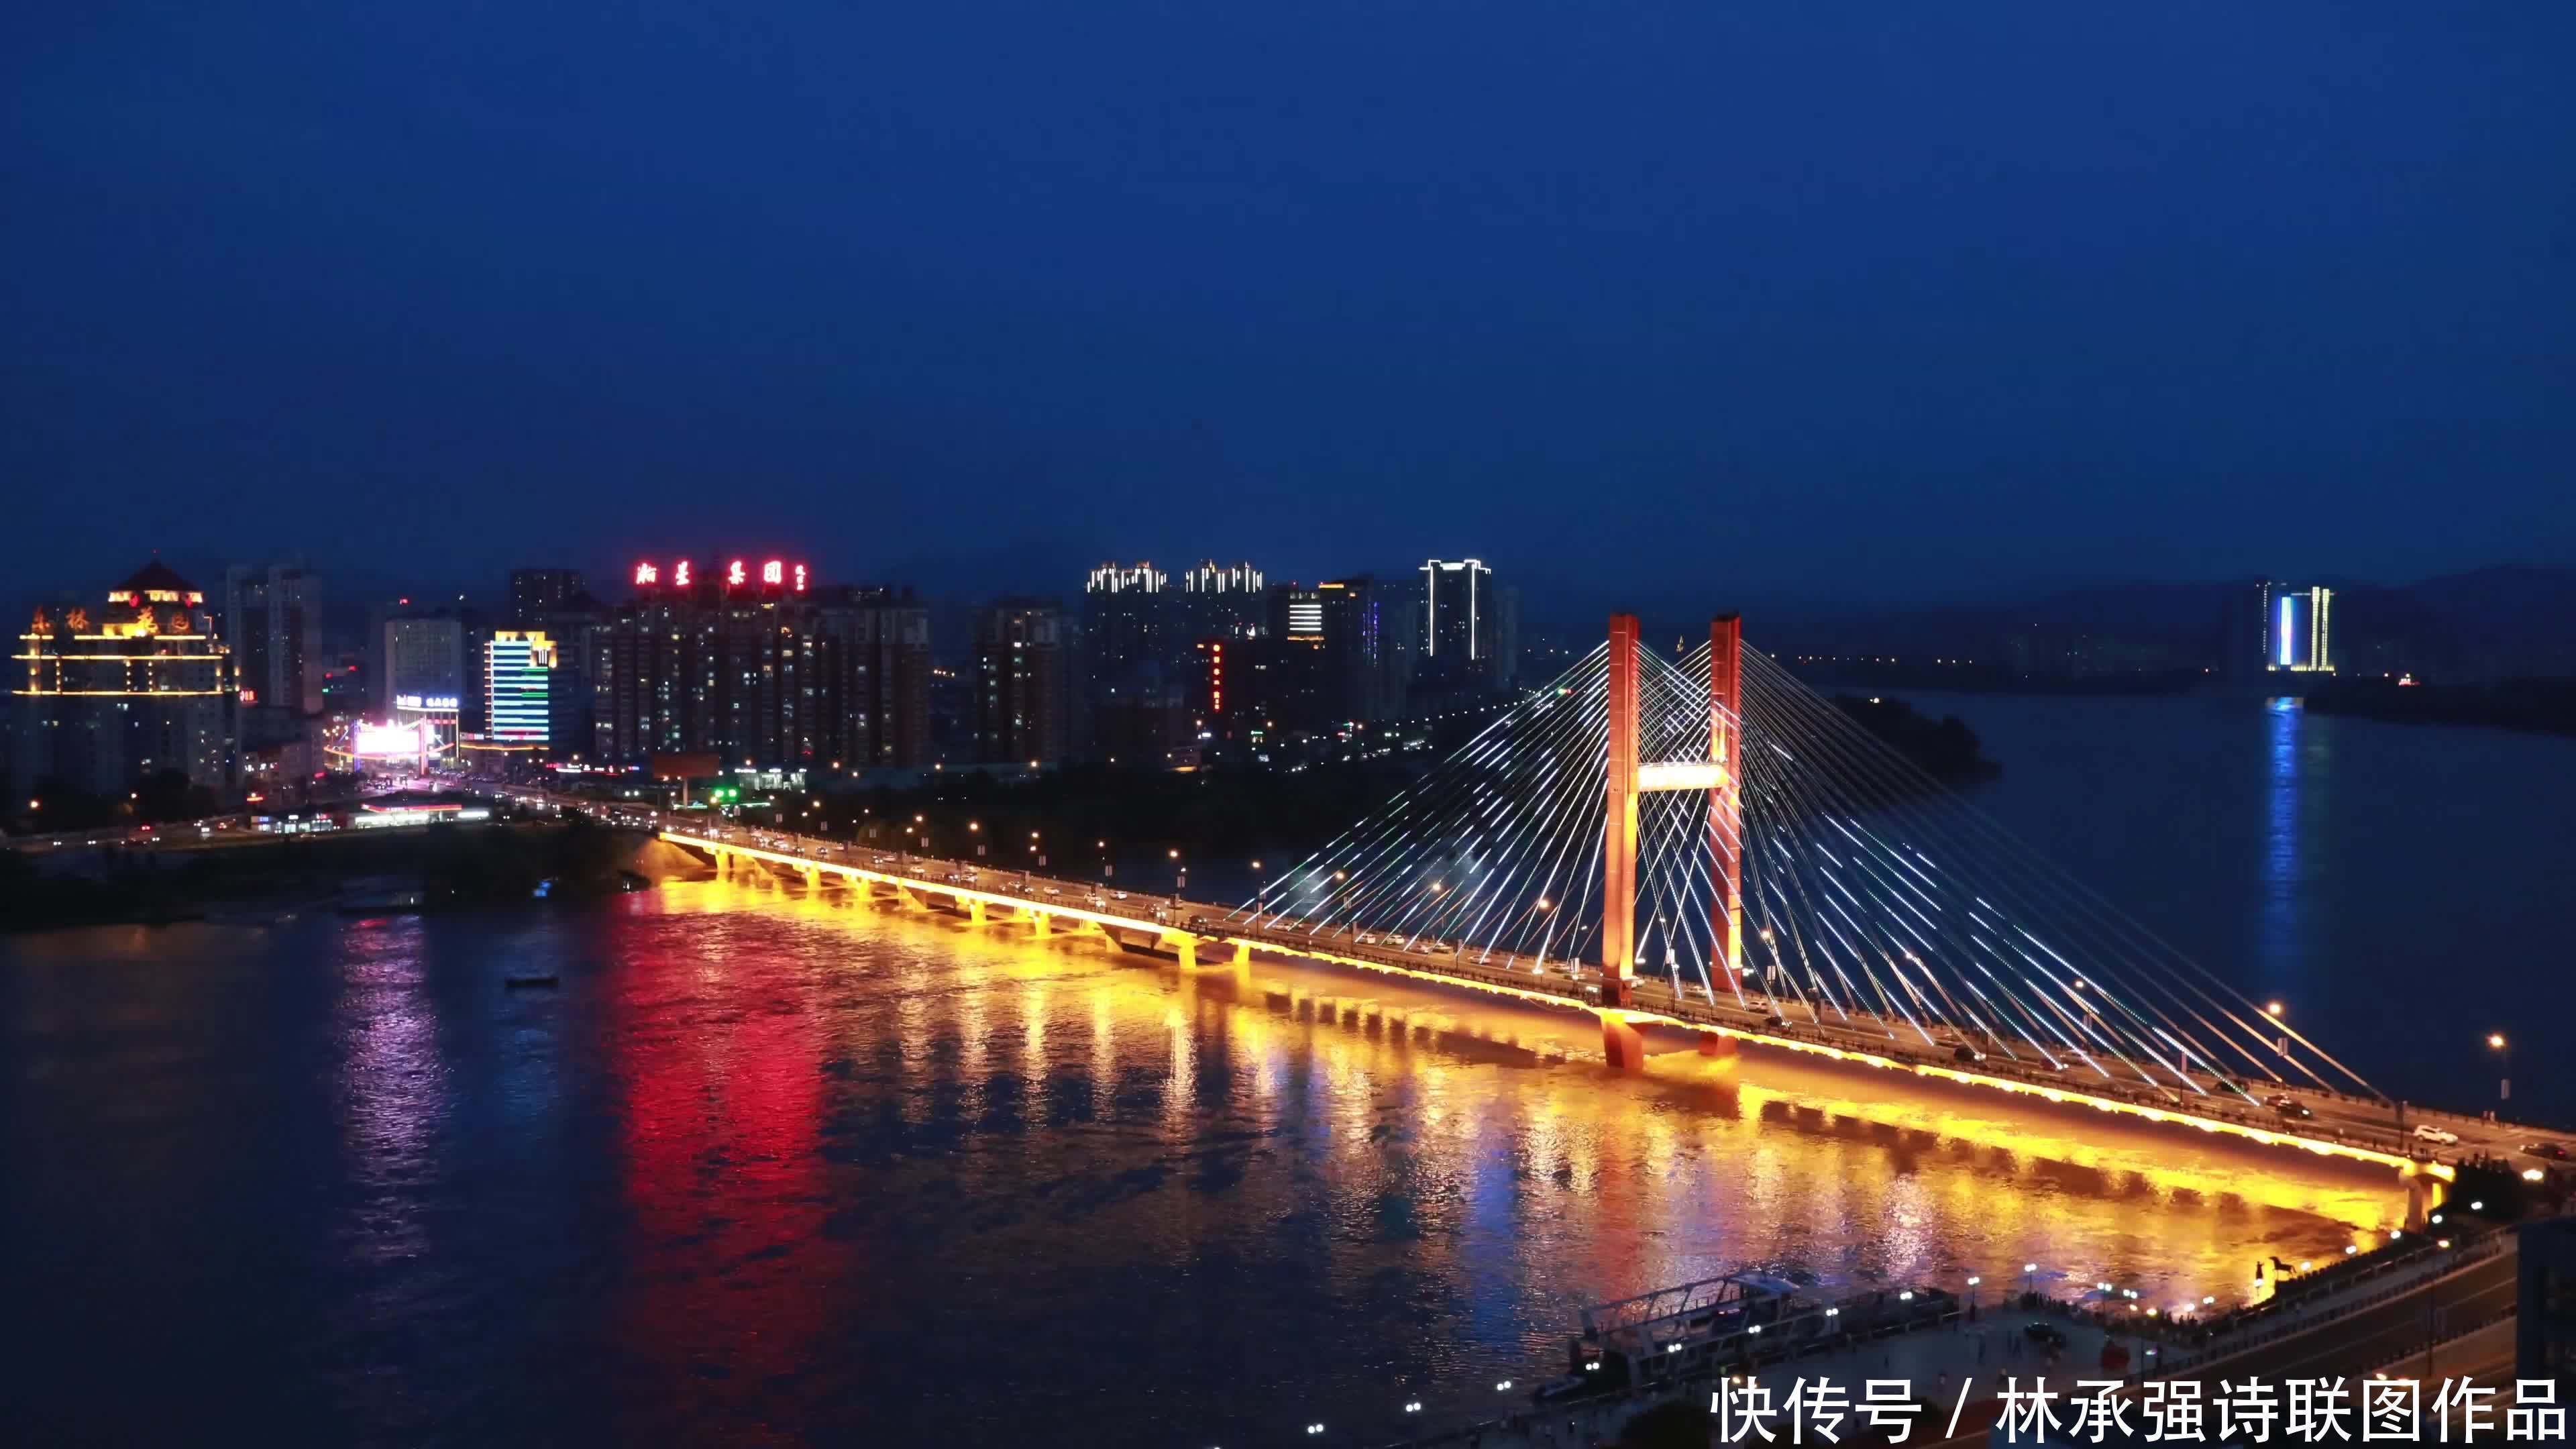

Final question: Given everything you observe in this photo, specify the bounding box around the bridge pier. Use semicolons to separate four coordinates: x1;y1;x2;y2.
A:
2406;1171;2436;1233
1697;1030;1737;1058
1165;933;1199;970
965;898;985;925
1601;1012;1647;1072
1029;911;1050;939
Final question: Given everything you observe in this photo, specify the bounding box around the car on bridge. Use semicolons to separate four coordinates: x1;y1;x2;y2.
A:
2414;1124;2461;1146
2528;1142;2573;1162
2266;1094;2315;1121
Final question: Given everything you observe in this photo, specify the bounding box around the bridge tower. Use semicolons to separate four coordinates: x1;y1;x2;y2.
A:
1709;613;1743;994
1601;612;1744;1004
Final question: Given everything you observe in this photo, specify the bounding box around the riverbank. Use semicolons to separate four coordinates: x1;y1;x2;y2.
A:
0;821;698;932
2304;675;2576;738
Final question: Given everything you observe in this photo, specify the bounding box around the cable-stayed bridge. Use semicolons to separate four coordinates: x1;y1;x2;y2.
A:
1250;615;2373;1103
630;613;2566;1198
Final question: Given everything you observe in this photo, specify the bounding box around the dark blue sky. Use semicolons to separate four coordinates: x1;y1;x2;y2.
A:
7;2;2571;615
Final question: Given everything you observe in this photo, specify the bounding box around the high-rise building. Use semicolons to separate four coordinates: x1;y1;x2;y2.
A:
808;586;934;770
508;569;585;630
1316;574;1416;722
225;560;322;724
1178;559;1267;645
1082;558;1167;688
8;561;235;799
1080;562;1169;763
973;598;1065;765
1419;558;1495;669
382;612;468;725
2259;583;2334;674
586;560;931;771
484;631;557;749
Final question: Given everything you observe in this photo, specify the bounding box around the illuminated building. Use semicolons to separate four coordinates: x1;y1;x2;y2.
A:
972;598;1065;765
1079;559;1270;761
1183;560;1263;594
1317;574;1416;722
1275;586;1325;643
224;560;321;724
1419;558;1489;663
1416;558;1517;696
807;587;932;769
382;613;467;729
351;795;491;828
507;568;584;629
2259;583;2334;674
484;631;557;748
589;561;929;770
1080;562;1169;763
9;560;235;798
346;717;439;775
1178;559;1267;646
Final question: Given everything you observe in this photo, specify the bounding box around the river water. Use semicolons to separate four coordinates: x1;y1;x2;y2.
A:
3;695;2568;1446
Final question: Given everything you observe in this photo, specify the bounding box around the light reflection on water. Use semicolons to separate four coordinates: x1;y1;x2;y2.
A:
2;874;2396;1447
632;872;2388;1443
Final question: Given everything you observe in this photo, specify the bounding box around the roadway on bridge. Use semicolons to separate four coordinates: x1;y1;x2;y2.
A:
488;789;2576;1173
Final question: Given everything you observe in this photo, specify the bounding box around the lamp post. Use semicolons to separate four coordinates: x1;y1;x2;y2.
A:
2265;1000;2290;1060
2490;1033;2511;1106
1169;847;1184;895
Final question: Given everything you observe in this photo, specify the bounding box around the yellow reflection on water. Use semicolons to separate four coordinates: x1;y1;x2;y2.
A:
645;868;2395;1310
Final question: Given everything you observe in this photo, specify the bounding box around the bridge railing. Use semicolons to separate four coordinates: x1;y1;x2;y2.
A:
1215;918;1604;1004
1627;985;2431;1158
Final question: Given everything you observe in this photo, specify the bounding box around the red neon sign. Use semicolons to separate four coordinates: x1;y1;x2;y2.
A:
727;559;747;589
674;560;692;588
762;559;784;587
635;561;659;586
793;564;808;592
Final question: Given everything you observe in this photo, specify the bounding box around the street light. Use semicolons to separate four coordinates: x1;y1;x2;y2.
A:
2490;1033;2512;1105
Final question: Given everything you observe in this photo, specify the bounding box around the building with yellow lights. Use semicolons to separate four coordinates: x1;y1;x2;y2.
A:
8;560;237;799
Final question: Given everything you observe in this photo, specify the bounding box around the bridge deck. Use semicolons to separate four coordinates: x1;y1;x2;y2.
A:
627;814;2544;1175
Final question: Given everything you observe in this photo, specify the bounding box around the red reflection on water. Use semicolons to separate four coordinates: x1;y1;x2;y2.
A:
602;901;845;1440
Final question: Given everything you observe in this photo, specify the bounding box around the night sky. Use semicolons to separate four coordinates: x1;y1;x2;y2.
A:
7;3;2571;614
